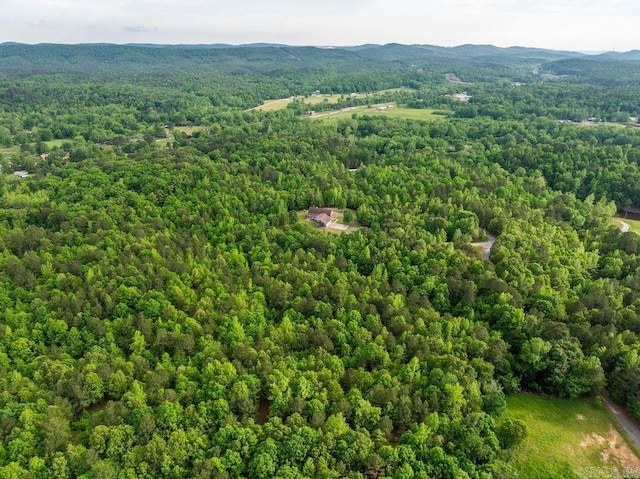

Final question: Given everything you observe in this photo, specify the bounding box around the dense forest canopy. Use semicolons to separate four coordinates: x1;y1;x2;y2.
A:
1;43;640;479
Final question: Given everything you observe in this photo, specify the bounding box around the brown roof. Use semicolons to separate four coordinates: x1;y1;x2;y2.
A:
308;207;334;216
315;213;333;226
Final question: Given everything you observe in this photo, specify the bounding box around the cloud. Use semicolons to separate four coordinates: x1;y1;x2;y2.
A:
124;25;158;33
26;20;47;27
486;0;639;15
0;0;638;50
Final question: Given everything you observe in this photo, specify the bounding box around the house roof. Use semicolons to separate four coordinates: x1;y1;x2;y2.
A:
308;207;335;216
315;213;333;226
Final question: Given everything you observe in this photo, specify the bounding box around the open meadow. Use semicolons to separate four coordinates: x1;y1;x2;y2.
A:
311;105;449;122
504;394;640;479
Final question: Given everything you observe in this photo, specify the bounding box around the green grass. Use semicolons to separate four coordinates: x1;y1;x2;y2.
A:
173;126;206;135
504;394;640;479
251;89;417;112
312;105;449;123
251;94;345;111
0;145;20;156
614;217;640;234
303;94;343;105
44;139;67;149
251;97;296;111
374;107;449;121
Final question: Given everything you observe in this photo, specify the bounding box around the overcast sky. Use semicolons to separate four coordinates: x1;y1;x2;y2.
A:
0;0;638;52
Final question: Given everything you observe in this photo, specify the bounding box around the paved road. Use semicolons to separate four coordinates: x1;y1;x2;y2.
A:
601;394;640;452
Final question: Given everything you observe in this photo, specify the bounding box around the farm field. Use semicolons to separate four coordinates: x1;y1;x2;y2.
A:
311;105;449;122
250;97;297;111
503;394;640;479
303;94;343;105
251;88;416;112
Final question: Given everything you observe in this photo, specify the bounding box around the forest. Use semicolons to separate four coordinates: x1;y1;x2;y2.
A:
1;43;640;478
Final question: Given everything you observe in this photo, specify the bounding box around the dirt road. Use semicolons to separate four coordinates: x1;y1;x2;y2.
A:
470;233;497;260
601;394;640;453
620;220;631;233
327;223;360;233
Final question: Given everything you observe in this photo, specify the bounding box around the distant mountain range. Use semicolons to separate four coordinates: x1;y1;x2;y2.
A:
0;42;638;83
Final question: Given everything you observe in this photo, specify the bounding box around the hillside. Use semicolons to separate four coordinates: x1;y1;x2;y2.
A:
2;42;640;478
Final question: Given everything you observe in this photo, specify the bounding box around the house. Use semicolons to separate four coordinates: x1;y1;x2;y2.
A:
13;170;29;178
307;207;338;227
619;207;640;221
453;92;471;102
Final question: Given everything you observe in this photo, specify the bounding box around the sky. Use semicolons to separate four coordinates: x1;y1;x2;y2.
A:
0;0;638;52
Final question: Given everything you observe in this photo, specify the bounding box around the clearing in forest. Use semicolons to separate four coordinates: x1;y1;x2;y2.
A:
311;105;449;122
249;94;343;112
504;394;640;479
296;208;361;234
250;97;297;111
250;88;416;112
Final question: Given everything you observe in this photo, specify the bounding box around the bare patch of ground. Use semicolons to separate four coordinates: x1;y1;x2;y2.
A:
577;414;586;421
326;223;361;233
601;394;640;454
581;426;640;468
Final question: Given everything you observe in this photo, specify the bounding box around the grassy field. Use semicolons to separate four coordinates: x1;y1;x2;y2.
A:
304;94;343;105
251;97;296;111
504;394;640;479
251;94;344;112
44;139;67;149
312;105;449;123
0;145;20;156
251;88;416;112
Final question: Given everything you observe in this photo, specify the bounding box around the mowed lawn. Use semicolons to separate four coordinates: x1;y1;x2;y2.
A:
504;394;640;479
312;106;449;123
